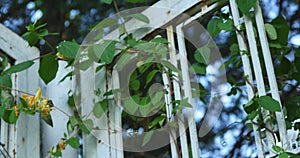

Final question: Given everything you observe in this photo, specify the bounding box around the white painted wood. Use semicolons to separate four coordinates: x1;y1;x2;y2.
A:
79;63;99;158
162;70;178;158
102;0;204;41
167;25;189;158
176;25;200;158
244;12;276;152
0;23;40;158
254;1;288;149
94;68;111;158
111;70;124;158
41;61;77;158
228;1;265;157
183;1;228;26
107;70;123;158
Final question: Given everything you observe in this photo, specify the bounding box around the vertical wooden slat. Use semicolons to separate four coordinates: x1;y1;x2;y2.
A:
111;70;124;158
254;1;287;148
95;68;111;158
228;0;265;157
166;25;189;158
80;63;98;158
108;70;123;158
176;25;200;158
162;72;178;158
244;12;276;151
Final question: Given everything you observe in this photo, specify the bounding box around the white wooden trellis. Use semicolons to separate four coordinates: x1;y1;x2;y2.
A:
229;0;300;157
79;0;225;158
80;0;300;157
0;23;40;158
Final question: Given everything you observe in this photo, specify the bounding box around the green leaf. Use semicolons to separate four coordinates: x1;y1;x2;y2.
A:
130;79;140;91
119;24;127;36
42;114;53;127
181;98;193;108
26;32;40;46
116;53;134;71
272;145;282;152
0;74;12;88
162;60;178;72
236;0;257;14
243;99;259;114
57;41;80;59
91;18;118;30
139;105;152;117
294;57;300;72
59;71;73;83
192;63;206;75
66;137;80;149
278;56;292;75
19;97;28;108
207;18;222;36
271;15;289;45
217;19;233;31
79;119;94;134
286;152;300;158
103;90;113;96
150;91;164;105
69;116;79;127
0;56;8;71
67;95;75;107
278;152;289;158
52;150;62;157
264;23;277;40
39;55;58;84
149;114;165;129
101;0;112;4
93;100;108;118
93;40;116;64
79;59;94;71
292;73;300;83
145;70;159;88
257;96;281;112
0;106;5;118
151;37;168;44
296;48;300;57
2;61;34;76
127;13;149;24
142;130;154;146
230;43;240;56
194;46;210;64
124;95;139;115
247;110;259;120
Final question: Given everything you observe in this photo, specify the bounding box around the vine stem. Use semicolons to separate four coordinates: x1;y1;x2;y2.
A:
53;106;71;117
0;85;35;96
30;51;56;61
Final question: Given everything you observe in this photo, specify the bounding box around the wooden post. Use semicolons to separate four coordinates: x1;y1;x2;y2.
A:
0;23;40;158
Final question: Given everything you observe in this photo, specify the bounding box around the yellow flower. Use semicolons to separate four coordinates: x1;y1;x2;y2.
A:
58;140;66;150
29;96;36;108
42;103;51;117
40;98;48;107
22;94;28;101
56;52;66;60
35;87;42;101
14;106;19;117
